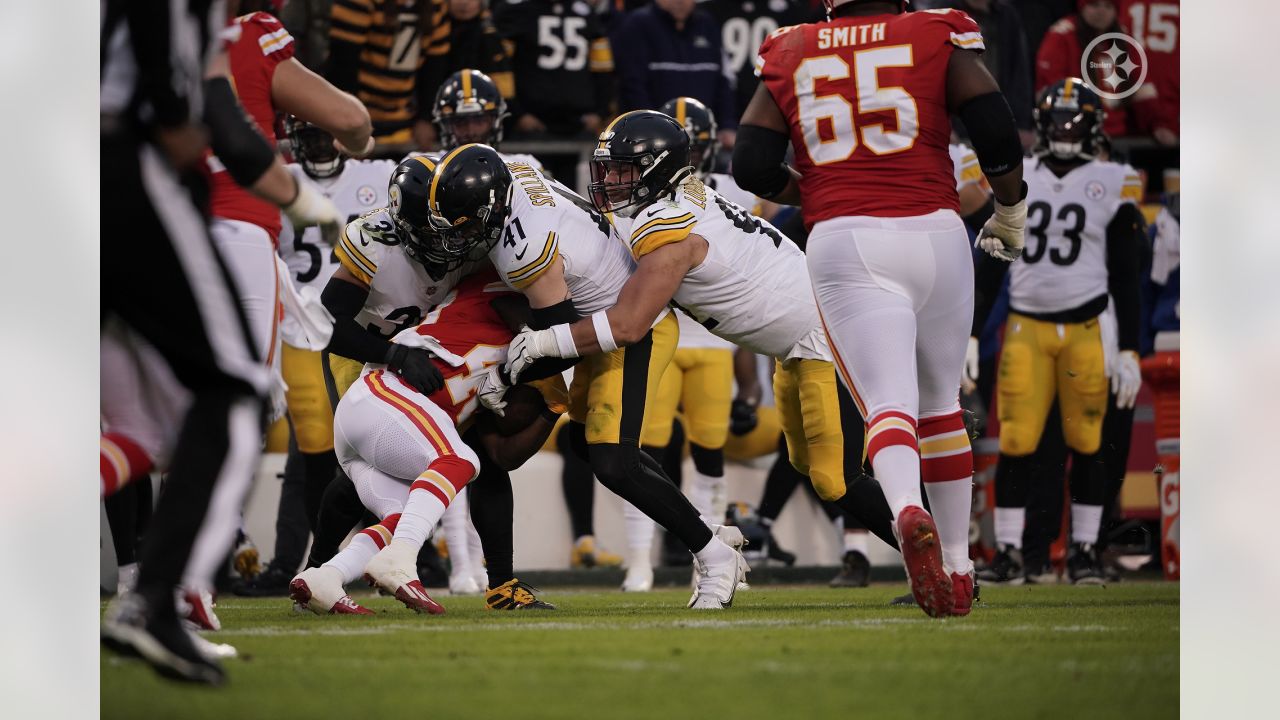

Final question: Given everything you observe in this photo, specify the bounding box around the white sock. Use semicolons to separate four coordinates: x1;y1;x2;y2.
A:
395;486;449;548
324;533;379;585
994;506;1026;549
694;535;733;565
441;494;471;575
622;501;656;560
872;444;923;519
924;477;974;574
688;470;726;525
843;529;869;556
1071;503;1104;545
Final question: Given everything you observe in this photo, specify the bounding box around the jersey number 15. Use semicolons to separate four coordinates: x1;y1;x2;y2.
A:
793;46;919;165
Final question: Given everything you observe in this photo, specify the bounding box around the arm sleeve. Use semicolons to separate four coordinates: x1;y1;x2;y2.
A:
203;77;277;188
971;251;1011;338
321;277;394;363
1106;202;1146;353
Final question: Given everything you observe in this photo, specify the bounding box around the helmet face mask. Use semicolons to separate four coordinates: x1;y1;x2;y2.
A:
425;144;514;262
1034;78;1105;162
433;69;510;151
286;117;344;180
588;111;692;218
658;97;718;180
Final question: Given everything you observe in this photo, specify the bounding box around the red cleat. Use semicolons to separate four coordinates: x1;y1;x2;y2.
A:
363;574;446;615
896;506;953;618
177;588;221;631
951;571;975;617
289;573;374;616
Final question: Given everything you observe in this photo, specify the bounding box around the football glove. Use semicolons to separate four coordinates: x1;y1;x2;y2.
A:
478;364;512;416
384;344;443;395
284;175;343;244
729;398;759;436
504;325;560;383
976;191;1027;262
961;337;980;394
1112;350;1142;409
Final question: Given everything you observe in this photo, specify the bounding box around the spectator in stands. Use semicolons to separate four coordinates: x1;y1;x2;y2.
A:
281;0;336;69
1036;1;1138;138
610;0;738;149
493;0;614;139
1120;0;1179;145
443;1;518;115
701;0;810;124
1012;0;1076;55
327;0;452;150
935;0;1036;147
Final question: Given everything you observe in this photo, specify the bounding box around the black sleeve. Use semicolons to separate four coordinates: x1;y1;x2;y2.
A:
123;0;192;127
203;78;278;188
732;124;793;199
1106;203;1146;353
321;276;394;363
971;252;1011;337
517;298;582;381
957;92;1024;178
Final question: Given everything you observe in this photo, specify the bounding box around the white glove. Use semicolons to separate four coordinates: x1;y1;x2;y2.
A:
283;176;342;244
334;135;376;159
504;324;563;383
477;364;510;416
976;195;1027;262
961;336;980;394
1112;350;1142;410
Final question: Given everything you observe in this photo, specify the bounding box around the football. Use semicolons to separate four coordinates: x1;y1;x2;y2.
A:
490;383;545;436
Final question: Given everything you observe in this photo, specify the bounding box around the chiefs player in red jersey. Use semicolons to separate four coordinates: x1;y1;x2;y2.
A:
733;0;1027;618
290;269;563;615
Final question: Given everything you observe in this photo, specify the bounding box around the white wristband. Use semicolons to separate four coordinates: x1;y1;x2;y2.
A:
550;324;580;358
592;311;619;353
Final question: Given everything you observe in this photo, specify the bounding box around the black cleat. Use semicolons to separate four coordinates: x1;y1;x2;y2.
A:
976;543;1025;585
101;592;226;686
231;562;294;597
1067;542;1106;585
829;550;871;588
889;590;917;606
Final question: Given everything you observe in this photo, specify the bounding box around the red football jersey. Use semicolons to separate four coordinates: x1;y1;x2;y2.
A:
407;268;518;427
206;12;295;241
756;9;984;224
1117;0;1179;135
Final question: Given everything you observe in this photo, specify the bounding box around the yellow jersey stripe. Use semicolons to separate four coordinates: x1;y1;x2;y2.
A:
632;225;694;258
629;212;696;244
508;232;558;281
339;231;377;276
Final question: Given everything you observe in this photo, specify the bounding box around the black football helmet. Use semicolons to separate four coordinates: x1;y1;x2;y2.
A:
588;110;692;217
425;144;513;260
432;69;510;151
387;155;457;278
285;116;345;180
658;97;718;179
1034;78;1106;161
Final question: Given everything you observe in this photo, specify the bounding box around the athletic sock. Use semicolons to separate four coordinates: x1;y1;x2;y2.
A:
688;470;726;526
394;456;475;548
441;491;472;576
924;478;974;573
843;529;869;556
1070;503;1104;545
101;432;154;497
994;507;1026;549
693;535;733;566
622;500;656;562
325;514;401;584
865;411;922;519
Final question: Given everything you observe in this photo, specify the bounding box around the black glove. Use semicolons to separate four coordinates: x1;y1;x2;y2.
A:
729;398;759;436
384;344;444;395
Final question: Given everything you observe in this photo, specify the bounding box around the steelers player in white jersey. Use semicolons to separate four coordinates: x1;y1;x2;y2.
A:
969;79;1145;585
496;112;902;591
425;144;749;610
949;142;994;221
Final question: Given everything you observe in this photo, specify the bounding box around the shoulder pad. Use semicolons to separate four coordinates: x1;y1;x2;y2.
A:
335;210;393;284
493;215;560;291
629;200;697;259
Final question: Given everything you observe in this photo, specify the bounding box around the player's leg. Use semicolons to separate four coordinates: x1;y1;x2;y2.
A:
756;433;803;566
282;344;339;532
625;354;681;588
1057;320;1110;584
583;314;744;608
440;489;480;594
235;433;309;596
682;349;735;525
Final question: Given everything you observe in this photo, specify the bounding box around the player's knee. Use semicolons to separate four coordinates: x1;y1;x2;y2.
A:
292;416;335;454
639;421;673;449
810;471;845;502
688;443;724;477
998;425;1041;457
1065;421;1103;456
434;452;480;487
587;443;640;493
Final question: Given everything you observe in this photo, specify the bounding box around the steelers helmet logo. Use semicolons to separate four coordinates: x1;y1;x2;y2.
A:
389;184;402;215
1080;32;1149;101
357;185;377;206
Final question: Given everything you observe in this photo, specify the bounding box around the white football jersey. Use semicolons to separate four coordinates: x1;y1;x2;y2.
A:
1009;158;1143;315
678;172;755;352
489;159;635;316
278;159;397;291
335;207;484;339
626;176;821;360
949;143;983;191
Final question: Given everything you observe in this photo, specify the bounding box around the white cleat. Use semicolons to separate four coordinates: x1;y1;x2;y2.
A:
691;526;750;596
363;541;445;615
689;549;747;610
449;574;483;596
188;630;239;660
622;563;654;592
289;566;373;616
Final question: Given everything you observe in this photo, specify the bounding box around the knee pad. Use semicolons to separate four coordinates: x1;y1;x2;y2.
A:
688;443;724;477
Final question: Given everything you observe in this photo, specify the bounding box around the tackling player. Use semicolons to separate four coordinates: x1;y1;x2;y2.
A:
970;79;1144;585
733;0;1028;618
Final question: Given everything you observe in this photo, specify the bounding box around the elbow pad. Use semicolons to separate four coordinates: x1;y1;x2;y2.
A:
529;298;580;330
203;77;275;187
958;92;1024;177
732;124;792;199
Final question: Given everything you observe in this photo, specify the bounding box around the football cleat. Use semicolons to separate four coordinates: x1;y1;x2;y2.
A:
102;592;226;686
1024;561;1061;585
688;548;747;610
232;562;294;597
1067;542;1106;586
176;587;221;632
449;573;483;596
289;567;373;616
951;570;976;617
231;531;261;580
570;535;622;569
896;506;953;618
830;550;871;588
621;562;654;593
976;543;1026;586
189;630;239;661
690;525;750;595
486;579;557;610
364;541;446;614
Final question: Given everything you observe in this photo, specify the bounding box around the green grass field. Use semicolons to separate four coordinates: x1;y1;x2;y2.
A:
101;582;1178;719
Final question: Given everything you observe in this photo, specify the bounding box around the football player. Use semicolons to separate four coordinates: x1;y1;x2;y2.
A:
494;113;902;601
292;269;563;615
426;144;749;610
970;79;1144;585
734;0;1028;618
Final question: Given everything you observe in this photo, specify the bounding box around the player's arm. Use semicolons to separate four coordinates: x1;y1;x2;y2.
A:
474;404;561;471
733;83;802;206
1106;202;1147;407
272;58;374;157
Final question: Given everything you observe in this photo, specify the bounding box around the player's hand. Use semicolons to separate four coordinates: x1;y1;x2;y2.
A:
961;337;980;394
335;134;376;159
478;364;511;416
976;193;1027;262
284;175;342;229
385;344;444;395
730;398;759;436
1112;350;1142;409
504;325;559;383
